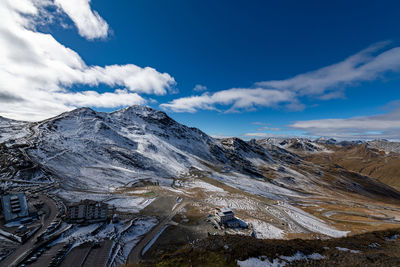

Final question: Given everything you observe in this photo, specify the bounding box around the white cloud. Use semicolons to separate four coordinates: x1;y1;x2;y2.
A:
193;84;207;92
54;0;109;40
242;132;297;139
256;126;281;131
243;133;274;138
160;88;299;113
0;0;176;121
161;42;400;113
252;122;269;125
290;108;400;140
54;89;145;107
257;42;400;98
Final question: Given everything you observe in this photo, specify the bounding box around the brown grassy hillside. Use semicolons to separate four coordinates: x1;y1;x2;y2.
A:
306;144;400;191
124;228;400;267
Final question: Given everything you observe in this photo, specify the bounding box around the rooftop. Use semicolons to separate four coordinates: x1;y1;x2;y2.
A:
1;193;29;222
220;207;234;214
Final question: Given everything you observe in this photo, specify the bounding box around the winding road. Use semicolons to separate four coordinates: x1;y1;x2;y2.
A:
1;194;58;267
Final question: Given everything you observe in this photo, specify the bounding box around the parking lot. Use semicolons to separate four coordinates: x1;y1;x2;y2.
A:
28;243;64;267
0;193;59;267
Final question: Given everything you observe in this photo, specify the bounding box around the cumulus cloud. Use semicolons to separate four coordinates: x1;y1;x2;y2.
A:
0;0;175;121
162;42;400;113
54;0;109;40
290;107;400;140
160;88;299;113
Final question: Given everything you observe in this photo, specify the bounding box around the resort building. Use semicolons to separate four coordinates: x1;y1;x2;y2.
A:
67;199;108;223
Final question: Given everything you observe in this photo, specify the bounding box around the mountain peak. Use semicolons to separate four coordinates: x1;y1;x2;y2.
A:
119;105;162;116
58;107;97;117
111;105;172;123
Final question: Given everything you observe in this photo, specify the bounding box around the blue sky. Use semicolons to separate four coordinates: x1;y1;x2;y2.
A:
1;0;400;140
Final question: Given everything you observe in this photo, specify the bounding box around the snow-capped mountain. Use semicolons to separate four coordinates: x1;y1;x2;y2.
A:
259;137;328;153
367;139;400;154
0;106;289;192
0;116;29;143
1;105;400;202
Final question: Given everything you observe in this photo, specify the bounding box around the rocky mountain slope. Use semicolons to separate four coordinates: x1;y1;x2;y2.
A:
0;106;285;192
1;106;399;202
1;106;400;201
368;139;400;154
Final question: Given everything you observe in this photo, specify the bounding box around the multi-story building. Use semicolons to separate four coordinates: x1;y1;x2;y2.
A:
216;207;235;224
1;193;29;222
67;199;108;223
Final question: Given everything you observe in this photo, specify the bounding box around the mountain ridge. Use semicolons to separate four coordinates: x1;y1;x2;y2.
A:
1;105;399;202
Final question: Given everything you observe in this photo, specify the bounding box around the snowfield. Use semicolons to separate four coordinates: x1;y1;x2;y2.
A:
52;217;158;266
55;189;154;213
105;197;155;213
56;189;112;202
278;202;349;238
335;247;361;253
205;195;261;211
237;252;325;267
210;172;306;201
0;116;29;143
112;218;158;266
181;179;226;193
249;220;285;239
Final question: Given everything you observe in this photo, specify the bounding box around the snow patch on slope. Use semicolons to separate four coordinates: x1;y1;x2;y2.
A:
237;252;325;267
278;202;349;238
249;220;285;239
181;179;226;193
105;197;155;213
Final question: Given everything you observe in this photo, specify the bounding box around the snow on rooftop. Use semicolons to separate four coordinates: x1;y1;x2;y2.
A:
221;207;233;213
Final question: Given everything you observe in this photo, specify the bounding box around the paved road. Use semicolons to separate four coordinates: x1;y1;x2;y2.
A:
59;244;92;267
127;200;187;264
82;240;113;267
30;243;64;267
60;240;113;267
1;194;58;267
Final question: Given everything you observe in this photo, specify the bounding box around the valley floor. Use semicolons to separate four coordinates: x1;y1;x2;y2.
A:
47;166;400;266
